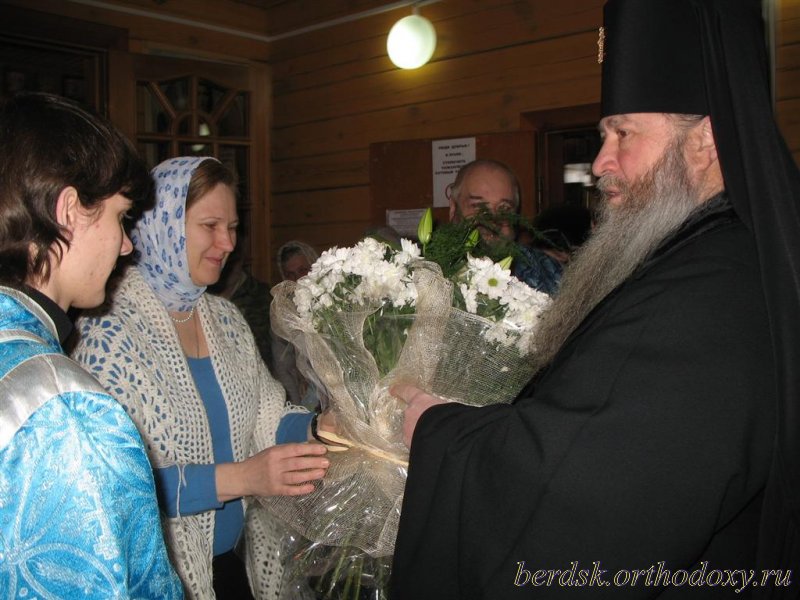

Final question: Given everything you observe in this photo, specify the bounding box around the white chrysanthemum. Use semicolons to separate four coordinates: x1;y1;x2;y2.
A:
465;255;512;300
484;321;513;348
291;236;549;354
394;282;418;307
350;237;385;267
293;285;314;319
314;246;347;273
459;283;479;314
395;238;422;266
451;254;552;354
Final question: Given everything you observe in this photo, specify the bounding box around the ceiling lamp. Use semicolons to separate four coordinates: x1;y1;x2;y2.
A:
387;6;437;69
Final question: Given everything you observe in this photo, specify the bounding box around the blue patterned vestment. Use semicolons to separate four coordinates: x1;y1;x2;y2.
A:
0;287;183;599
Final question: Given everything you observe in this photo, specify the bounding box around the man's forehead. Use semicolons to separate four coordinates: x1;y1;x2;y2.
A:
463;166;513;190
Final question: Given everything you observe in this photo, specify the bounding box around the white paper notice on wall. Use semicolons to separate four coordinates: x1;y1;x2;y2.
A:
386;208;427;238
432;137;476;208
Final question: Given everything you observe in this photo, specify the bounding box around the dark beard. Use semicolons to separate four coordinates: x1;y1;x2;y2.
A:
531;137;703;373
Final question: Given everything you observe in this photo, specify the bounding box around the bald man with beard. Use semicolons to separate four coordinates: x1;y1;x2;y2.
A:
389;0;800;598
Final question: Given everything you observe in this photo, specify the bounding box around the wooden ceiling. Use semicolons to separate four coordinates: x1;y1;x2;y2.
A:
74;0;420;39
1;0;439;61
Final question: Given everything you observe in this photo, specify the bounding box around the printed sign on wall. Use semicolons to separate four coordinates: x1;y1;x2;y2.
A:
432;137;475;207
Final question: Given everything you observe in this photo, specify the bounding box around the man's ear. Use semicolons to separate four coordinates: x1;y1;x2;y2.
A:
55;186;80;233
689;116;719;169
449;198;457;222
685;116;725;198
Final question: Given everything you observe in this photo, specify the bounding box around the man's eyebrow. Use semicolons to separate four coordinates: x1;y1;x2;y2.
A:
599;115;629;132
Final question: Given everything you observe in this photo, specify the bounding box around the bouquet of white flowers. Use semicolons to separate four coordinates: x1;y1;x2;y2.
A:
265;221;550;599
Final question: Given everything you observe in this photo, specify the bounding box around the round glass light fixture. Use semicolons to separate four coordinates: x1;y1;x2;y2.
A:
387;13;437;69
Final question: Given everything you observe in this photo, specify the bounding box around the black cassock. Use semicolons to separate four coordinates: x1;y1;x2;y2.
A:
391;198;776;599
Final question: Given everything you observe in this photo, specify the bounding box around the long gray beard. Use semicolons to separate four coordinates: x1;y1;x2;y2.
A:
531;139;703;373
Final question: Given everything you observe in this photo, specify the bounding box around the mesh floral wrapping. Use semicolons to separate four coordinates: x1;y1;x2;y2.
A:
262;260;541;558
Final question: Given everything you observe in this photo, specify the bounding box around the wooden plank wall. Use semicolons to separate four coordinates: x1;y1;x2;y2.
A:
777;0;800;167
4;0;799;282
268;0;606;270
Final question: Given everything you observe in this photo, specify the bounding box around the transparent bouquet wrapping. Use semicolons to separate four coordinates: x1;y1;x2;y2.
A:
263;262;537;598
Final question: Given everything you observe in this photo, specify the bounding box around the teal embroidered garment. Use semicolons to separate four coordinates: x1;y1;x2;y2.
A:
0;287;183;599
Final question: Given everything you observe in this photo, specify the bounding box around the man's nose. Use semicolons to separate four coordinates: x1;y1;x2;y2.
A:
592;139;617;177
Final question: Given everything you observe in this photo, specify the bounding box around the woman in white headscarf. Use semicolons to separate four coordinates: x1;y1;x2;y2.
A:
73;156;332;600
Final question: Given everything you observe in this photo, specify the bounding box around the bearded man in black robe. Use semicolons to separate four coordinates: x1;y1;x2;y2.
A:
390;0;800;598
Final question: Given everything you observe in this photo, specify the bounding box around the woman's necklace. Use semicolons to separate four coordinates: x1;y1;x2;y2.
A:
170;306;201;358
169;305;195;323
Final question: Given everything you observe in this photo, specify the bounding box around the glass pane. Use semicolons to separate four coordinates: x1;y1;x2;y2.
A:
179;142;212;156
159;77;190;111
177;114;192;136
218;93;249;137
138;141;171;170
198;118;212;138
219;145;249;207
137;83;171;134
198;78;227;114
1;39;99;110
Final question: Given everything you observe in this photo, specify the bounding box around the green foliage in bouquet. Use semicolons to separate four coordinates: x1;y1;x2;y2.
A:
420;205;548;279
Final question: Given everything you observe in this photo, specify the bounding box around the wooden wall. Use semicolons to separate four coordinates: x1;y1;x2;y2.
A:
3;0;799;282
777;0;800;167
268;0;605;265
269;0;800;273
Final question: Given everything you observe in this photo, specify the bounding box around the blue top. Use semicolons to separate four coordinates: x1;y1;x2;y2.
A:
154;357;313;555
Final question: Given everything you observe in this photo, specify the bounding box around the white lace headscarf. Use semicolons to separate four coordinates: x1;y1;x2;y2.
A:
131;156;218;312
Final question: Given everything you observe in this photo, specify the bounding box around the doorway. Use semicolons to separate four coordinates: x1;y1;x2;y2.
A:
522;104;602;216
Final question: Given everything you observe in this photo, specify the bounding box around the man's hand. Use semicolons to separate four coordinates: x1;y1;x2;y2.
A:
390;384;447;448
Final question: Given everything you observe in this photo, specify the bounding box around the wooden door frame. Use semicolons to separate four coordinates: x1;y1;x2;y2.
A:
521;104;601;213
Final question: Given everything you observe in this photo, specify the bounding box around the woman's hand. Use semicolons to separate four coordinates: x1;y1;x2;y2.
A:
216;443;330;500
390;384;447;448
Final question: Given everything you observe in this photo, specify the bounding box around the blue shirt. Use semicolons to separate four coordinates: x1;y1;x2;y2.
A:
514;246;563;296
154;357;313;555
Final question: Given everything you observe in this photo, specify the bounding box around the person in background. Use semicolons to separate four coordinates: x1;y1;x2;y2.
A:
447;159;519;241
73;157;332;600
271;240;322;409
448;159;564;295
210;235;273;367
276;240;318;283
0;92;182;598
391;0;800;596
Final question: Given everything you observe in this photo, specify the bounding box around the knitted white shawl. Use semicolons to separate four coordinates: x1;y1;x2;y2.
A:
73;268;303;599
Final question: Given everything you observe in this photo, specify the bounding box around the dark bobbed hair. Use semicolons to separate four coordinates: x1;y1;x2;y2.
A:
0;92;153;286
186;159;238;211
